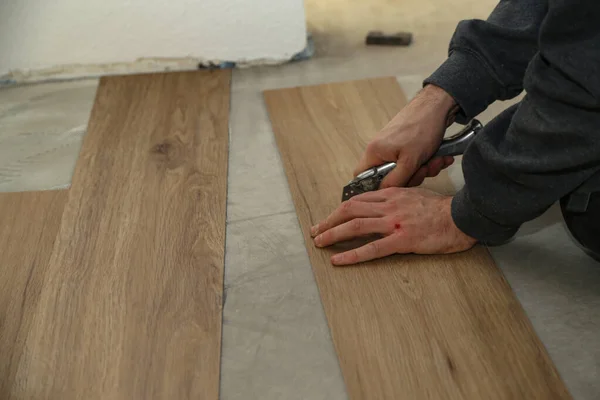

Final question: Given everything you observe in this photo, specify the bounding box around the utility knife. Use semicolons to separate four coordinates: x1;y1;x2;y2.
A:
342;119;483;202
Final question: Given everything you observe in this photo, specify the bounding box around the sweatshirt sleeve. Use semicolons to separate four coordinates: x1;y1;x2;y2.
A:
424;0;547;124
451;1;600;244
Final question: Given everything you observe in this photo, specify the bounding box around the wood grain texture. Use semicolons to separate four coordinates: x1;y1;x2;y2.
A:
10;71;230;399
264;77;571;400
0;190;68;397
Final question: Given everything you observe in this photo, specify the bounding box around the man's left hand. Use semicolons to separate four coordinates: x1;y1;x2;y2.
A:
310;188;477;266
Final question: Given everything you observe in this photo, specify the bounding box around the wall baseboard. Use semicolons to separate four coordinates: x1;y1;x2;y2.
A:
0;35;314;87
0;57;254;87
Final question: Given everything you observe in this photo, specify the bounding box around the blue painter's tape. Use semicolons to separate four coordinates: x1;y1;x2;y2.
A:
291;34;315;62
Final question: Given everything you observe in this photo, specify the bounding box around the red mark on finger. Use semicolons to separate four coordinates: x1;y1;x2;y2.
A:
394;223;401;231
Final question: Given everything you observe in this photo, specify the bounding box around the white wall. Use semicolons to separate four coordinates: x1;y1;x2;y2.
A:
0;0;307;80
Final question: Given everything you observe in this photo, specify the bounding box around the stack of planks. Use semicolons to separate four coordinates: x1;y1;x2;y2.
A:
0;71;571;399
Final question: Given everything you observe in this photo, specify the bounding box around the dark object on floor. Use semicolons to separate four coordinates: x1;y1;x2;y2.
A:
366;31;413;46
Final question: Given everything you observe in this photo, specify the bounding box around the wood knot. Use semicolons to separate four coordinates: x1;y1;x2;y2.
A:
150;139;185;169
153;142;172;155
446;355;456;372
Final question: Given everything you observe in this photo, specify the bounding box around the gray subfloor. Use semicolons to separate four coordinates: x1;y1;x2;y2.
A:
1;1;599;398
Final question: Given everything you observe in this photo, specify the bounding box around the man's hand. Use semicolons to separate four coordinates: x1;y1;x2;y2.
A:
310;188;477;266
355;84;458;188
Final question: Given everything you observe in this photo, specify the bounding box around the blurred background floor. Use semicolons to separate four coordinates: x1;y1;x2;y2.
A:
1;0;598;399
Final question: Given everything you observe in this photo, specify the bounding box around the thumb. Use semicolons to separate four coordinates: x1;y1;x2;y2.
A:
380;159;417;188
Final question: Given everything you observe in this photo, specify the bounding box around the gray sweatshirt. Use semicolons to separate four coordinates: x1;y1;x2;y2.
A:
424;0;600;244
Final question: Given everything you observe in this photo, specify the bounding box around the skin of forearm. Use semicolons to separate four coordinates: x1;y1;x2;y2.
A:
420;84;460;126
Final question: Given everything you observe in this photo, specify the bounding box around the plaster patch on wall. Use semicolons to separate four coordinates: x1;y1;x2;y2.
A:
0;34;314;86
0;56;282;85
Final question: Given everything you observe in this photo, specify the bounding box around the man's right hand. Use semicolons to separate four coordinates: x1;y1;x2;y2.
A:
355;84;458;188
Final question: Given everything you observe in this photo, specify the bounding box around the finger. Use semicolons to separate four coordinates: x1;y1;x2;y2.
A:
427;164;442;177
443;156;455;167
350;190;390;203
407;166;428;187
331;235;400;265
425;157;444;177
380;159;417;188
311;200;383;237
315;218;389;247
427;157;445;174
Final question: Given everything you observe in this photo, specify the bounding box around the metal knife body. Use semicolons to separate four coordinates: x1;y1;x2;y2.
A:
342;119;483;201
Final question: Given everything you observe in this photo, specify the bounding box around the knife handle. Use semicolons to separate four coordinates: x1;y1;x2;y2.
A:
433;119;482;158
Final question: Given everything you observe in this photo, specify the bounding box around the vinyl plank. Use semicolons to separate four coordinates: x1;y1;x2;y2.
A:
0;190;68;397
264;77;571;399
12;70;230;399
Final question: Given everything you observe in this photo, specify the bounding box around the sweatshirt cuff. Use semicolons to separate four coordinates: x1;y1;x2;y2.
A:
423;49;504;124
451;188;519;245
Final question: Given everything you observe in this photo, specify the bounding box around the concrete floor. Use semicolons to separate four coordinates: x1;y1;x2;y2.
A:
1;0;599;398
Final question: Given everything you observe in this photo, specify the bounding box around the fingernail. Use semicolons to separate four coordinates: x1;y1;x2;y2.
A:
331;254;342;264
310;225;319;237
314;235;323;247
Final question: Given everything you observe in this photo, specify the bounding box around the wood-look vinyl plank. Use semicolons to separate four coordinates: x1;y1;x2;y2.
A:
264;77;571;400
9;70;230;399
0;190;68;398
